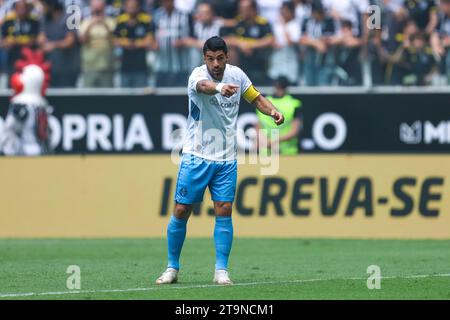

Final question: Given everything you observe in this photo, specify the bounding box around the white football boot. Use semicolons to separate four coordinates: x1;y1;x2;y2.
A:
155;268;178;285
213;269;233;285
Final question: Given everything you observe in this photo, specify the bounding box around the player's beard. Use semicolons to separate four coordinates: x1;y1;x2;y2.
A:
209;66;225;81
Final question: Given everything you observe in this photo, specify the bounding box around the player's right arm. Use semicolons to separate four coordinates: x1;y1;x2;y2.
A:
196;80;239;97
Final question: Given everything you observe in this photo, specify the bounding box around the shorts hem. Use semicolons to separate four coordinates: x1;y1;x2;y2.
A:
211;197;235;203
175;198;203;205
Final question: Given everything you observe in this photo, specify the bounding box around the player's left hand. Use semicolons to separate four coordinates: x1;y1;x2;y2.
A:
271;110;284;126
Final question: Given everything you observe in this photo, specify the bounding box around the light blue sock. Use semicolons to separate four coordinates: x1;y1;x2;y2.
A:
214;216;233;270
167;215;187;270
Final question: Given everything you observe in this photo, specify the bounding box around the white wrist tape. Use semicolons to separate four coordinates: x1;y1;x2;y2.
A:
216;83;225;94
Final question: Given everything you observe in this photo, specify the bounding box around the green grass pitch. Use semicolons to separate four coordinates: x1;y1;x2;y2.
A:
0;238;449;300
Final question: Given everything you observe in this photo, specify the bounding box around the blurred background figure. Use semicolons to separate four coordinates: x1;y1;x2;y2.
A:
384;0;407;17
114;0;155;88
381;0;410;48
1;0;40;79
210;0;239;21
431;0;450;84
153;0;193;87
268;1;301;85
386;18;419;84
256;76;302;156
292;0;312;26
0;2;5;82
181;2;224;68
300;0;336;86
391;31;437;85
0;0;15;21
331;19;364;86
403;0;438;35
79;0;116;88
223;0;274;86
367;31;384;86
209;0;239;35
322;0;369;39
256;0;283;26
174;0;196;15
38;0;79;88
107;0;125;17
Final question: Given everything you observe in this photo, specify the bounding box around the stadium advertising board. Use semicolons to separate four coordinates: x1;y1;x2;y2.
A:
0;155;448;238
1;93;449;154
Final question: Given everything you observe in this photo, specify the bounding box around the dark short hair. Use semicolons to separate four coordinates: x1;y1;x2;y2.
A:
42;0;64;11
311;0;324;14
203;36;228;55
248;0;258;11
274;76;290;90
410;31;427;42
281;1;295;13
401;18;417;32
341;19;353;29
198;0;215;14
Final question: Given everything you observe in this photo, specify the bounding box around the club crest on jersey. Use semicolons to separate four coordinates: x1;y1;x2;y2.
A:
210;97;220;106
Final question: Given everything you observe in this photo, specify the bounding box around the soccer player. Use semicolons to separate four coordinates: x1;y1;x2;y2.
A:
156;36;284;285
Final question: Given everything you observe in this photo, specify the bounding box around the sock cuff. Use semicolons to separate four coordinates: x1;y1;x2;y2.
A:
215;216;232;222
171;215;188;225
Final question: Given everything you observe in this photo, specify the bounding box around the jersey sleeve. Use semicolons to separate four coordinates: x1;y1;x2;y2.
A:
262;22;273;38
188;67;209;96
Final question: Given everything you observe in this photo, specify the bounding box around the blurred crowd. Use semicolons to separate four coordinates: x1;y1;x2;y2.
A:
1;0;450;88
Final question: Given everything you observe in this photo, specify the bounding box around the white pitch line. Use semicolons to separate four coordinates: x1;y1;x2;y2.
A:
1;273;449;298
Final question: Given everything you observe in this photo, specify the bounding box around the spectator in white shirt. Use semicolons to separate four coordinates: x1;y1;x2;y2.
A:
174;0;197;14
269;1;301;84
322;0;369;37
292;0;312;27
256;0;284;26
384;0;407;17
181;2;224;67
300;0;337;86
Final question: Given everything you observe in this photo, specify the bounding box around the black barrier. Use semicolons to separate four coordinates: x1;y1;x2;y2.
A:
0;93;449;154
